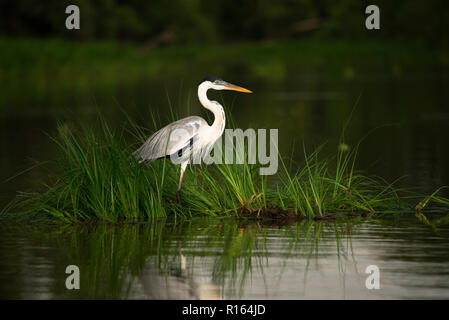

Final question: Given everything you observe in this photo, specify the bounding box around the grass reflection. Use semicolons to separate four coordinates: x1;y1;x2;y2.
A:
3;217;367;299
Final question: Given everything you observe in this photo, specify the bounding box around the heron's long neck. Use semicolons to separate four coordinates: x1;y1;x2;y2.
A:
198;83;225;136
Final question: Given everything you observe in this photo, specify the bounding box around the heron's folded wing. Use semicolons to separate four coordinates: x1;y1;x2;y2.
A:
133;116;205;163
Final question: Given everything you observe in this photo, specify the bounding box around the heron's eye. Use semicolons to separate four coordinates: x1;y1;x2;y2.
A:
214;80;220;84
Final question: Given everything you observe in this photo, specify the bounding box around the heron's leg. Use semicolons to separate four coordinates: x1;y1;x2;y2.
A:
176;170;184;205
176;163;187;206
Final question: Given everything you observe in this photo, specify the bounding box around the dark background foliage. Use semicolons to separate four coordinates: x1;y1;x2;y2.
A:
0;0;447;48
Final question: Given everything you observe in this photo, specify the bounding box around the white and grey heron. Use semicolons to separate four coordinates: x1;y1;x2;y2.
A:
132;76;252;205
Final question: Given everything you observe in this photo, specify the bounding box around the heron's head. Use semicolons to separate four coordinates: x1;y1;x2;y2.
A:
200;76;252;93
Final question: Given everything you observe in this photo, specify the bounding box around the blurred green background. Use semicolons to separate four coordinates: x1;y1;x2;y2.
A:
0;0;448;207
1;0;447;47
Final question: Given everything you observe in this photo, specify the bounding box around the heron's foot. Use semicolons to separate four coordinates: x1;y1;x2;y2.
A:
176;190;182;208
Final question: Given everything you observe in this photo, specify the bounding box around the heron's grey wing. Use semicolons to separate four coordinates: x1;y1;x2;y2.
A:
133;116;206;163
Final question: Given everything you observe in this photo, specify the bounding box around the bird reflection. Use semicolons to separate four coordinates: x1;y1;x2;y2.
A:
138;243;221;300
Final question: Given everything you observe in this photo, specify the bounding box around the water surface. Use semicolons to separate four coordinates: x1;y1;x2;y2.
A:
1;215;449;299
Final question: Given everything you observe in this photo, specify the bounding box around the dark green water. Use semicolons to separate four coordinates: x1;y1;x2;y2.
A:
1;215;449;299
1;43;449;299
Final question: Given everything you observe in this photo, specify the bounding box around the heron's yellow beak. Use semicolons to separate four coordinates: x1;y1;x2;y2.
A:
224;83;252;93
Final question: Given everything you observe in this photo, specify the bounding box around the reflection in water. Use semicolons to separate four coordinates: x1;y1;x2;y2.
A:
1;215;449;299
138;241;221;299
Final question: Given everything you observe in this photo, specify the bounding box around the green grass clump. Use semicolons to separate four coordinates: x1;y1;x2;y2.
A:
2;115;441;223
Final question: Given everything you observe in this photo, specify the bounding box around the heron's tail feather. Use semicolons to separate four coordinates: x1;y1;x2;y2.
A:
129;149;157;167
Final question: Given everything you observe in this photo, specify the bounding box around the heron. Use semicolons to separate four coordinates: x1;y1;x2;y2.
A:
132;76;252;205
